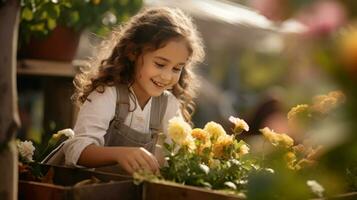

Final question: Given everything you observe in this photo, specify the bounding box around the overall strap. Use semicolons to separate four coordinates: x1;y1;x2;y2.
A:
149;91;169;134
115;84;130;123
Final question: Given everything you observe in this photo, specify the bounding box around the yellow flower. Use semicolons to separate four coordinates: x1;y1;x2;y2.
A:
285;151;297;170
311;95;338;114
196;141;211;156
168;117;192;146
192;128;211;155
280;134;294;148
287;104;310;123
229;116;249;135
260;127;294;148
311;90;345;114
181;137;196;151
239;144;250;156
204;121;227;141
192;128;210;143
328;90;346;104
212;135;234;159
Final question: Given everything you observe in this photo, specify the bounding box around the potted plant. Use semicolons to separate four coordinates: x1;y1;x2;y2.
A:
18;0;143;61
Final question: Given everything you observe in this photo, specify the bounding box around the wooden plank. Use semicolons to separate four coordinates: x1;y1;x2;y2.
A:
17;59;77;77
143;181;243;200
19;165;141;200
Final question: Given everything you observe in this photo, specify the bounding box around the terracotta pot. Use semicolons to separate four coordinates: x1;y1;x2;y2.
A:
20;26;81;61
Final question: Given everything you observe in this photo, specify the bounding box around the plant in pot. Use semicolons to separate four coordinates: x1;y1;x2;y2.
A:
18;0;143;61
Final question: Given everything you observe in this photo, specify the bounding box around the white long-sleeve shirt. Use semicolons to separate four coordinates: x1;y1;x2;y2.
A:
62;86;181;166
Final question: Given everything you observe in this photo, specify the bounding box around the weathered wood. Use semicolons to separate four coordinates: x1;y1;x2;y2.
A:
19;165;141;200
43;76;75;134
0;1;21;200
143;182;243;200
17;59;76;77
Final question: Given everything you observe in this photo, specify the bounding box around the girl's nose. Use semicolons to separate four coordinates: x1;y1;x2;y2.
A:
160;69;172;81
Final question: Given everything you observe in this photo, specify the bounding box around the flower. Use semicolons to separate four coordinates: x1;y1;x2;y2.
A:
312;94;338;114
306;180;325;198
239;144;250;156
260;127;294;148
285;151;297;170
57;128;75;138
229;116;249;135
49;128;75;147
191;128;210;143
328;90;346;104
168;117;192;146
199;164;210;174
181;137;196;151
287;104;310;123
311;90;346;114
192;128;211;155
297;0;347;38
17;140;35;162
212;135;234;159
204;121;227;141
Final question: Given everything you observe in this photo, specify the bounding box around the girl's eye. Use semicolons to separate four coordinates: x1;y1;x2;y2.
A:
173;68;182;73
155;62;165;68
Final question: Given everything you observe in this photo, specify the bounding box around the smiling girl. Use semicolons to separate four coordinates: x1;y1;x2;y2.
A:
44;7;205;175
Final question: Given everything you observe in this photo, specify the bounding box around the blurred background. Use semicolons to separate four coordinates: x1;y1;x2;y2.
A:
15;0;357;196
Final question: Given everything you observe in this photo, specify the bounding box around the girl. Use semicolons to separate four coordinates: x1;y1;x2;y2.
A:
44;7;204;175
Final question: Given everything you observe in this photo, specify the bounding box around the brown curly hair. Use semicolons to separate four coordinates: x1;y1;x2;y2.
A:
72;7;205;123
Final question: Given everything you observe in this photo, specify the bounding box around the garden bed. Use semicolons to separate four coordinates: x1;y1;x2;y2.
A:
18;164;141;200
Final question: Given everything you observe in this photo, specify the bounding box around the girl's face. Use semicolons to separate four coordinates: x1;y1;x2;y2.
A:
132;38;190;105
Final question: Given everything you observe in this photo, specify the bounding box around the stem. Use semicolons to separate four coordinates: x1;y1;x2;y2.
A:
261;140;266;168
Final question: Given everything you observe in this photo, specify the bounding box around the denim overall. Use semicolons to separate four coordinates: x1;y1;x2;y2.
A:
42;84;168;174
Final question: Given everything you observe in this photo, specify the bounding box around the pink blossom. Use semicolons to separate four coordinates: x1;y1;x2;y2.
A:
297;0;347;38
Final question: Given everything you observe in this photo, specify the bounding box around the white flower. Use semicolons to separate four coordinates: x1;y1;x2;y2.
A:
229;116;249;135
168;117;192;146
307;180;324;198
199;164;210;174
57;128;75;138
224;181;237;190
17;140;35;162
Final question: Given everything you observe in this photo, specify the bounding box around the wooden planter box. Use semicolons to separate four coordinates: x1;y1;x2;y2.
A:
142;181;243;200
18;165;141;200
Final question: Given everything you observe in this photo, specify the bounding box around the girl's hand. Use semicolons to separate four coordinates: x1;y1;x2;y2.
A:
116;147;160;175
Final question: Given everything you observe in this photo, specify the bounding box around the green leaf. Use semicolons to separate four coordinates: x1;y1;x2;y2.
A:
30;23;45;31
22;7;34;21
163;142;172;152
47;18;57;30
47;4;61;18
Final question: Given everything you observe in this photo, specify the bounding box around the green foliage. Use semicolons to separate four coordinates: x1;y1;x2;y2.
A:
19;0;71;44
160;141;259;193
19;0;142;45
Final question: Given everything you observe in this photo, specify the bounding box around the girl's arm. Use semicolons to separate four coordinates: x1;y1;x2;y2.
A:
78;144;160;175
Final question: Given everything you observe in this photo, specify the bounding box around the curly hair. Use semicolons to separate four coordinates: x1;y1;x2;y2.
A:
72;7;205;123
